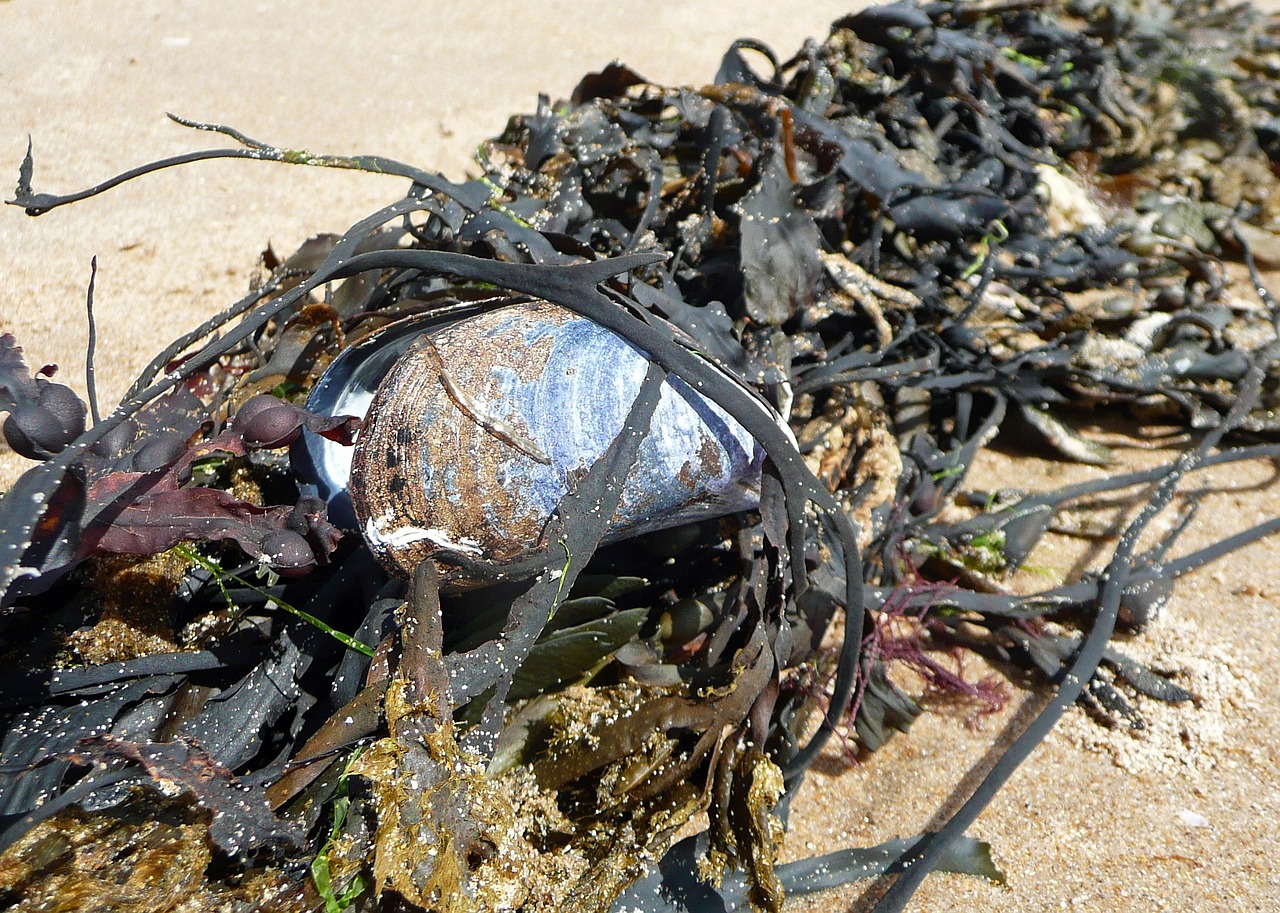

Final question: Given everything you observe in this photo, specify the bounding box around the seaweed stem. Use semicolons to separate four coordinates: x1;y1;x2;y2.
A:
173;545;375;658
84;256;101;426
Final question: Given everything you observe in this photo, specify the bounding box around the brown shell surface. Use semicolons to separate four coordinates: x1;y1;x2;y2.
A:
349;303;564;581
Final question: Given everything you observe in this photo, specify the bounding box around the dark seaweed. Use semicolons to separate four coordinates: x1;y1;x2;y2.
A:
3;0;1280;910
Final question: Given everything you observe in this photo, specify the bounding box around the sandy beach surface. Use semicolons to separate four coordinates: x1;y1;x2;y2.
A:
2;2;1278;910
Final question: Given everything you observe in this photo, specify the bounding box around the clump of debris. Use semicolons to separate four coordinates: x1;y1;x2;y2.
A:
3;1;1280;911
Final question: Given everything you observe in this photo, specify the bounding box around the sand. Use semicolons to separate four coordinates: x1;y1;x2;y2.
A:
785;438;1280;911
2;2;1278;910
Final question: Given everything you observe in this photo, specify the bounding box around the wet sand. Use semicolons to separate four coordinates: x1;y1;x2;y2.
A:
2;2;1278;909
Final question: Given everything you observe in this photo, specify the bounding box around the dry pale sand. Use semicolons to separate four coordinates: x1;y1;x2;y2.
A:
2;2;1278;911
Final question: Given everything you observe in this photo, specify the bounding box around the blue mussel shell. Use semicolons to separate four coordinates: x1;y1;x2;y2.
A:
295;299;764;584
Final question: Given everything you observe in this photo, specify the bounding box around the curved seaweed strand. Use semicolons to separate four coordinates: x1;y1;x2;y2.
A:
870;333;1278;911
459;364;668;756
8;114;489;217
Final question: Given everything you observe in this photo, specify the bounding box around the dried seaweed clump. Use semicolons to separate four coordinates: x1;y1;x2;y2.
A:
4;1;1280;911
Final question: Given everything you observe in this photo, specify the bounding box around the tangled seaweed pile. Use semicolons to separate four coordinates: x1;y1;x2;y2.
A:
3;0;1280;910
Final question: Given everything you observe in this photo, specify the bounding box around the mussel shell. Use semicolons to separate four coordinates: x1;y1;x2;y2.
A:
293;311;466;527
339;300;763;584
